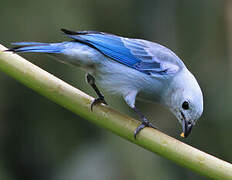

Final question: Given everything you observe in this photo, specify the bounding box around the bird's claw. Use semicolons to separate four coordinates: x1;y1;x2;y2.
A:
91;97;108;111
134;119;158;139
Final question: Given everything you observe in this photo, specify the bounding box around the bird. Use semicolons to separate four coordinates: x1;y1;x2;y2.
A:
8;28;204;139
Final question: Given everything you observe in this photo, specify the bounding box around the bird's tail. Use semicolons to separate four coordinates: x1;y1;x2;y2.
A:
7;42;64;53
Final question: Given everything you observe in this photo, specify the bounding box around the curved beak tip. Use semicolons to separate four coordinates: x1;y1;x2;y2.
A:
181;120;193;138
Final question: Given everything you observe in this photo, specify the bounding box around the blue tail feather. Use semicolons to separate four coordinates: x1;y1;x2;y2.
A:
12;42;48;46
8;42;63;53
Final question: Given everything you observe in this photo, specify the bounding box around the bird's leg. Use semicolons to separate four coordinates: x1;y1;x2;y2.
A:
86;73;108;110
132;107;158;139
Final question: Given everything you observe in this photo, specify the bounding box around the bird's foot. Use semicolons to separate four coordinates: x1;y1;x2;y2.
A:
91;97;108;111
134;118;158;139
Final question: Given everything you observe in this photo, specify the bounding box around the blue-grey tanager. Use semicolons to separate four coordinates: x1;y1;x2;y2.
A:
8;29;203;138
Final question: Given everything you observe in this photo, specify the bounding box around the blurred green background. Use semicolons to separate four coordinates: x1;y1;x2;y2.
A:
0;0;231;180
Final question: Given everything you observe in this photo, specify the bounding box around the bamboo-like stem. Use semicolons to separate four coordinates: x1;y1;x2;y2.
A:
0;44;231;179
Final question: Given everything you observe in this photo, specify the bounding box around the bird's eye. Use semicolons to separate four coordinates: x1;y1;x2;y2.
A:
182;101;189;110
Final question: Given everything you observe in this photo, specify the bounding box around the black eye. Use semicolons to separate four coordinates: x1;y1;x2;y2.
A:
182;101;189;110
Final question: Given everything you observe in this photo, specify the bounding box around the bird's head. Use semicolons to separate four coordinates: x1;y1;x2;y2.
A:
166;68;203;138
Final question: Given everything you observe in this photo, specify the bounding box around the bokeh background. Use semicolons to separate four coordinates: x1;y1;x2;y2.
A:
0;0;231;179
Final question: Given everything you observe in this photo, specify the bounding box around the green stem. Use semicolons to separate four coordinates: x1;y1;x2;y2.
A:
0;44;231;180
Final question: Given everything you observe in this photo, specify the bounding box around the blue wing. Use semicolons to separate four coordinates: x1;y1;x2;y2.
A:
61;29;175;75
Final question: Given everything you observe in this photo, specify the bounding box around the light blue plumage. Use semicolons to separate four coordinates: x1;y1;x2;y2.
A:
9;29;203;138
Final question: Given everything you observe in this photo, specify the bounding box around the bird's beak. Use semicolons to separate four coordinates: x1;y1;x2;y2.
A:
180;119;193;138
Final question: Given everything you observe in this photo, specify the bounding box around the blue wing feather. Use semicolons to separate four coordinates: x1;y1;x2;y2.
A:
71;34;142;67
63;31;163;74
